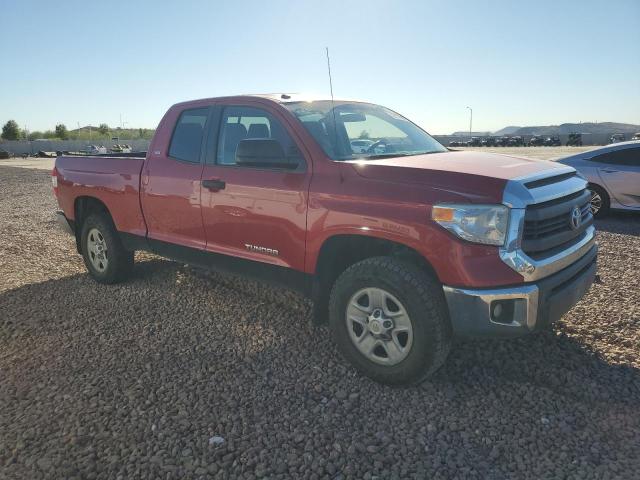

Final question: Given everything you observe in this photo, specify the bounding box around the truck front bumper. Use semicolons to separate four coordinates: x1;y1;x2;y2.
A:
55;210;75;236
443;244;597;338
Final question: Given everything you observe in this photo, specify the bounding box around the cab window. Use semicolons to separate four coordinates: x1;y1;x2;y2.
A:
216;106;303;167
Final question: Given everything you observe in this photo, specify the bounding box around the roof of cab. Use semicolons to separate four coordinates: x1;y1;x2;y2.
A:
247;93;368;104
171;93;368;109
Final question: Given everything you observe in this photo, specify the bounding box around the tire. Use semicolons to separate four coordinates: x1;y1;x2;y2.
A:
328;257;452;385
80;213;134;284
589;184;610;218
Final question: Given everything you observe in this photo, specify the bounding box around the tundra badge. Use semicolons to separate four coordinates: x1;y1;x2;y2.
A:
245;244;279;257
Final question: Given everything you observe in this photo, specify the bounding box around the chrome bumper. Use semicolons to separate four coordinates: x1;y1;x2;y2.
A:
55;211;74;235
444;245;597;338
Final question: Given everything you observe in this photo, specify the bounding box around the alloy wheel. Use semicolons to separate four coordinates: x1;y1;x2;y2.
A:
345;287;413;366
87;228;108;272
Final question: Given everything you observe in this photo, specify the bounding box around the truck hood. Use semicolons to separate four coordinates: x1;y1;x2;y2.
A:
348;150;567;203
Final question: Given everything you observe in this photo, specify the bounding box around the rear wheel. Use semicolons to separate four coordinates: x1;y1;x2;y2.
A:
81;213;133;284
328;257;451;385
589;184;610;217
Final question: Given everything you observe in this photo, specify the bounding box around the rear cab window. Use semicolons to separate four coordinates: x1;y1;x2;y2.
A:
168;108;209;163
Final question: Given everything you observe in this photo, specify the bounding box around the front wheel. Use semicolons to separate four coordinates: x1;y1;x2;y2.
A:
589;184;610;217
328;257;452;385
81;213;134;284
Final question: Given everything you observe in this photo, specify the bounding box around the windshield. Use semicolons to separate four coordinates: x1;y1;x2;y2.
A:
284;101;447;160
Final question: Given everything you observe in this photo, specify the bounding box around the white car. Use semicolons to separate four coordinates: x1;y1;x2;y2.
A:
350;139;375;153
86;145;107;154
557;141;640;216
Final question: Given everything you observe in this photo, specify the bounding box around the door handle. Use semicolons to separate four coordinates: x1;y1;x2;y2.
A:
202;179;226;191
601;169;619;174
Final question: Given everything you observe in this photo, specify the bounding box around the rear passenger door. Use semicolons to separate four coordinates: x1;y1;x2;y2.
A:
593;146;640;208
141;107;209;249
200;103;311;271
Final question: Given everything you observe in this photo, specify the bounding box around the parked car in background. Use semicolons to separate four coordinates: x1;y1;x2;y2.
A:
507;136;524;147
567;133;583;146
86;145;108;155
632;133;640;141
448;140;465;147
466;136;481;146
480;137;496;147
529;136;545;147
52;94;597;385
350;139;375;153
110;144;132;153
609;134;626;144
0;149;11;159
544;136;561;147
557;141;640;217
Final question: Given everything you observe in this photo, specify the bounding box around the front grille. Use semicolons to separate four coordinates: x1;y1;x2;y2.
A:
522;187;592;258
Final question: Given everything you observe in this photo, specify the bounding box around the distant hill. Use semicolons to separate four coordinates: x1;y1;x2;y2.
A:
67;125;155;141
450;122;640;137
493;126;521;135
450;131;492;136
506;122;639;136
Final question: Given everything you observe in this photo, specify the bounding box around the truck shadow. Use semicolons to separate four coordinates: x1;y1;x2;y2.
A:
436;333;639;405
2;259;637;406
2;260;638;477
595;211;640;236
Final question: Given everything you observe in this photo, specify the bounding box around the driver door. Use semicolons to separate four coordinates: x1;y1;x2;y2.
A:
199;103;312;271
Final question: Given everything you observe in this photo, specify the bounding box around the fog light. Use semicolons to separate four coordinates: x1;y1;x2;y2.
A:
490;299;516;324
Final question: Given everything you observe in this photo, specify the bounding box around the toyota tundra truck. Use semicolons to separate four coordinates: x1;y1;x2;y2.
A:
53;94;597;385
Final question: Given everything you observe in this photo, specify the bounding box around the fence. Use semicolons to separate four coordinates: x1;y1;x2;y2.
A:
0;139;151;155
0;133;627;155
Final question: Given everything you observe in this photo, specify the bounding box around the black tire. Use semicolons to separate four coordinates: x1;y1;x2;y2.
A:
589;184;610;218
80;213;134;284
328;257;452;385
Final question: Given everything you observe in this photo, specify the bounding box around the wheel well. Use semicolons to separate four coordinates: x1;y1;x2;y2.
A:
587;182;610;201
311;234;437;324
73;197;113;253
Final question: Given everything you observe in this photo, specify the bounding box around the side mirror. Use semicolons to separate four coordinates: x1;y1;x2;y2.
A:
235;139;299;169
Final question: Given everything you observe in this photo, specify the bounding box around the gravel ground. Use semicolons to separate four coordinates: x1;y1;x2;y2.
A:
1;165;639;480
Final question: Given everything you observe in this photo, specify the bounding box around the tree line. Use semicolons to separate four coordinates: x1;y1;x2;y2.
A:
1;120;154;141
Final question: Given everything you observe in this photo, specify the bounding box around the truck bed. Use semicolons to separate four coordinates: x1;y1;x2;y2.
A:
55;155;148;238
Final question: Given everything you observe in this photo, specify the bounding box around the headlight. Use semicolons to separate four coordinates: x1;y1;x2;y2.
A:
432;204;509;246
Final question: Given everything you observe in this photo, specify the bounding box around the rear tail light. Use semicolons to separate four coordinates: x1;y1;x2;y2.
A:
52;166;59;196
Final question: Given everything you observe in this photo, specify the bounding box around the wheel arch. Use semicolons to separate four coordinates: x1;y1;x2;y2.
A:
73;196;115;254
310;233;438;325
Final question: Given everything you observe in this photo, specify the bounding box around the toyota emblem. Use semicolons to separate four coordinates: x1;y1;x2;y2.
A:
570;206;582;230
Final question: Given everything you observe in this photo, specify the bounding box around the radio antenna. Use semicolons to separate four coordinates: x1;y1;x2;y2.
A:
325;47;335;102
325;47;339;148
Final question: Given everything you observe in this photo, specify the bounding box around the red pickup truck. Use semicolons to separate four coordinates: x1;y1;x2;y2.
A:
53;94;597;384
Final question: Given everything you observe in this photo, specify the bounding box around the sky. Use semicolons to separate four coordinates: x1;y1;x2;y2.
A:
1;0;639;135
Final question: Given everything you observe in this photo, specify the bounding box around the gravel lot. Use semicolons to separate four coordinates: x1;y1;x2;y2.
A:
1;165;639;479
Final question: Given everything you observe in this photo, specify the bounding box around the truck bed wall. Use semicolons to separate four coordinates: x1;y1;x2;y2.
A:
55;155;148;237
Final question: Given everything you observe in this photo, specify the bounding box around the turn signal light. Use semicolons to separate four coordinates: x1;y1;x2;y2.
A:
431;206;455;222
